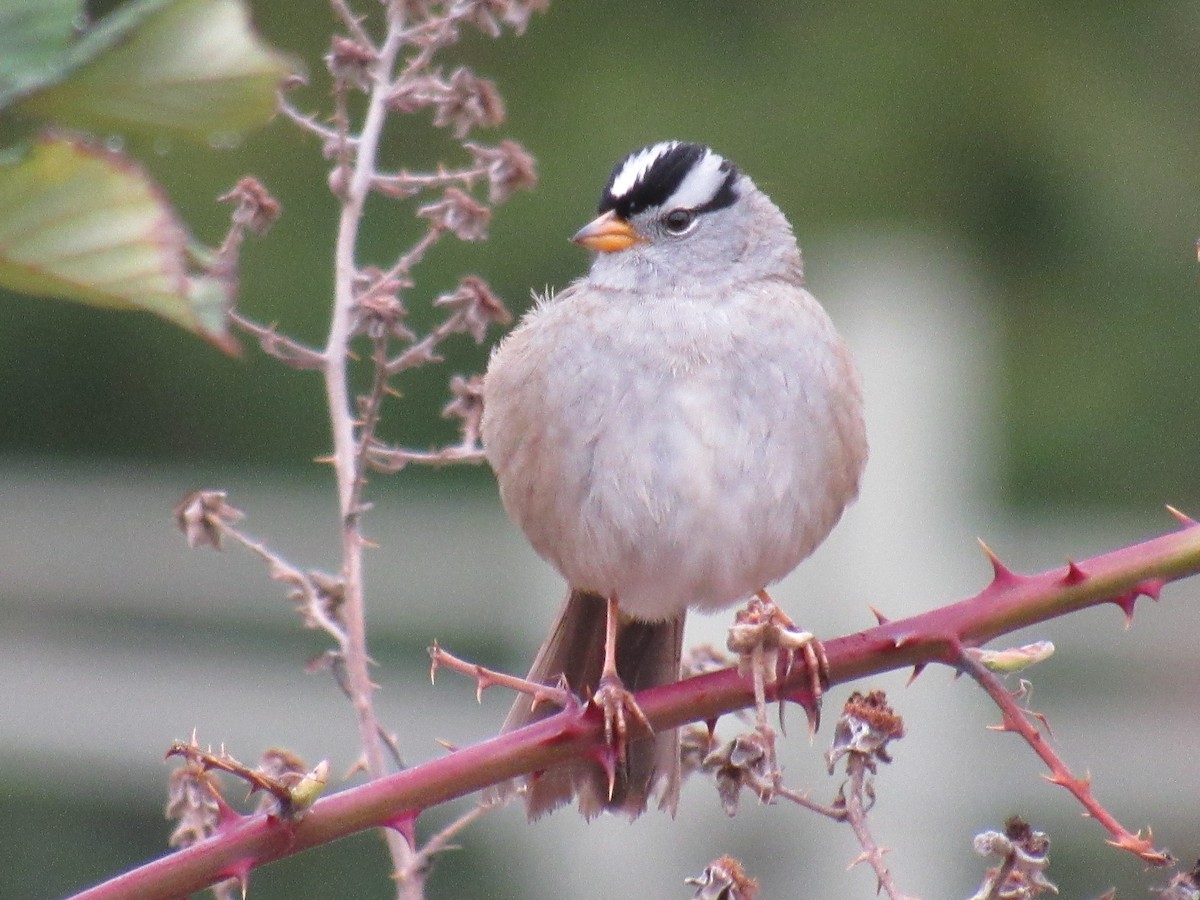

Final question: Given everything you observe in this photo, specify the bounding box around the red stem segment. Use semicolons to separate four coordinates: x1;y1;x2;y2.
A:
71;517;1200;899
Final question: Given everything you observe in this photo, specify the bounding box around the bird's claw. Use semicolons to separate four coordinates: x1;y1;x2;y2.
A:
590;674;652;768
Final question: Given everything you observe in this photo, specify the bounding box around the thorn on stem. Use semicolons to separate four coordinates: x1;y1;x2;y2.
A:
978;538;1021;588
384;810;420;850
1061;559;1088;586
1166;504;1199;528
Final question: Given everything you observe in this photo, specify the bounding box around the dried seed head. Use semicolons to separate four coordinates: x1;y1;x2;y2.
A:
702;732;771;816
165;764;224;848
1158;862;1200;900
434;275;511;343
418;187;491;241
326;35;376;89
971;817;1057;899
465;140;538;202
685;856;759;900
434;67;505;138
254;748;310;814
355;267;414;341
825;690;905;774
218;177;281;235
174;490;244;549
679;723;716;780
442;374;485;428
681;643;734;678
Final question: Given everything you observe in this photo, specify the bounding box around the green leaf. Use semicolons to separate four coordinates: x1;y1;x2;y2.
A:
0;134;237;351
12;0;298;139
0;0;81;96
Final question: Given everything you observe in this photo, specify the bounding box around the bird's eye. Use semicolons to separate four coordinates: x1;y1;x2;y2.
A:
662;208;696;234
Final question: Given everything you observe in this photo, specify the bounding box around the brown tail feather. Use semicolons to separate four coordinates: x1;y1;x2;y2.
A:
496;589;684;820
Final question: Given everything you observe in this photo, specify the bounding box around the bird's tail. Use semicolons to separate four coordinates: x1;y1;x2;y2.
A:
496;589;684;819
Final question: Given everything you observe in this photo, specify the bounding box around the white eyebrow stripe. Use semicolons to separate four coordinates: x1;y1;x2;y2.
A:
607;141;679;200
665;149;728;209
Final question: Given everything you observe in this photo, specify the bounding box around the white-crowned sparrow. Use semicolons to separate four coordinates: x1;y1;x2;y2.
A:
481;141;867;819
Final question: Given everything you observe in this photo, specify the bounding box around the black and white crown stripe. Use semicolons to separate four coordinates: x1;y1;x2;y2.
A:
598;142;739;220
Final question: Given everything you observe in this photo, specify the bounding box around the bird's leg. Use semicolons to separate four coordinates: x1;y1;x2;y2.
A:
590;594;653;773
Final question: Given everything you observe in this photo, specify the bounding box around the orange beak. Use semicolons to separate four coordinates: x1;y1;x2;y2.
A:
572;210;643;253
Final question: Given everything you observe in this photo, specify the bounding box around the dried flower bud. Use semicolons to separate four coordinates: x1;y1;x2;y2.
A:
825;690;905;774
254;748;314;814
326;35;376;89
442;374;485;428
174;490;244;549
1158;862;1200;900
434;275;511;343
292;570;346;630
679;723;716;780
702;732;771;816
165;764;224;848
418;187;491;241
969;817;1057;900
433;67;505;138
465;140;538;202
218;177;281;235
685;856;759;900
355;267;414;341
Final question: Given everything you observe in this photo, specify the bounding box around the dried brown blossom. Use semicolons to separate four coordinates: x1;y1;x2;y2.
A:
418;187;491;240
465;140;537;202
164;750;251;900
435;275;511;343
174;490;244;550
433;67;505;138
702;731;772;816
969;817;1057;899
291;569;346;630
680;723;716;780
218;177;281;235
442;373;485;430
252;748;313;814
355;267;415;341
326;34;376;89
465;0;549;36
1158;862;1200;900
685;856;759;900
681;643;735;678
825;690;905;774
165;764;224;848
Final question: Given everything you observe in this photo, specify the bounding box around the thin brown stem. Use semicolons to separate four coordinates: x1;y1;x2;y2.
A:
276;93;346;147
841;756;908;900
395;801;497;887
229;312;326;370
324;3;418;892
331;0;375;51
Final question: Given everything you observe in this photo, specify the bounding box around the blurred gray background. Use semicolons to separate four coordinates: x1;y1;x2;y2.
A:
4;1;1200;898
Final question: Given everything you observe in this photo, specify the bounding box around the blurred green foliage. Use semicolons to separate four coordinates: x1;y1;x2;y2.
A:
1;0;1196;507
